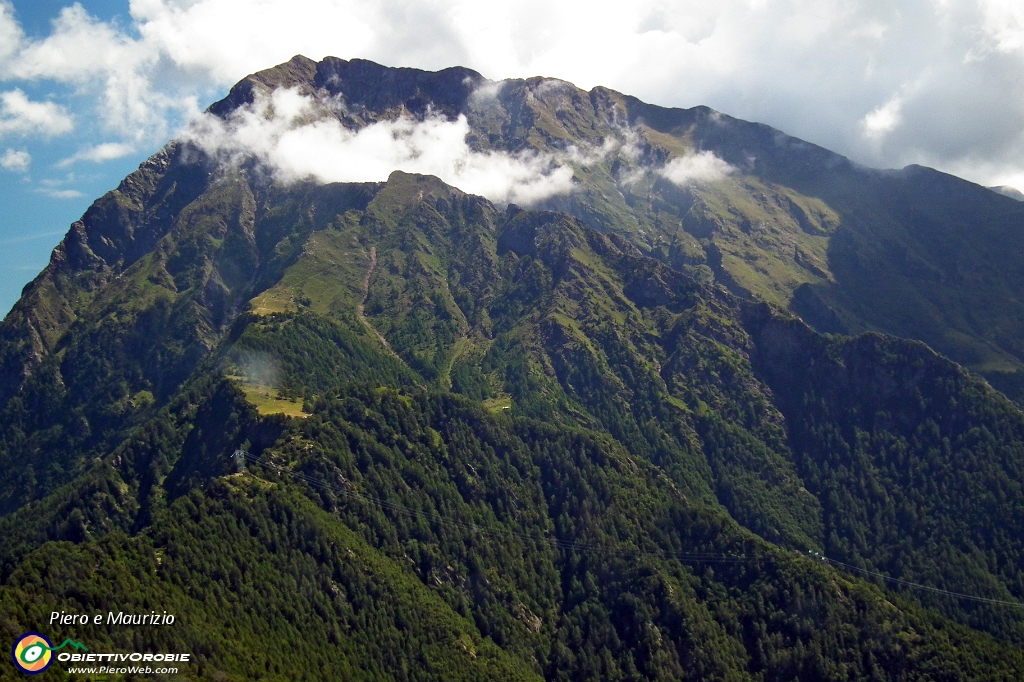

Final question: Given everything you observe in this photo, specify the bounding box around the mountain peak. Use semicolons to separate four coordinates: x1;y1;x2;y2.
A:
207;54;319;117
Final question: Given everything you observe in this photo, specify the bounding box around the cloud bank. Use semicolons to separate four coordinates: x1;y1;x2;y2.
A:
182;88;733;203
185;88;575;205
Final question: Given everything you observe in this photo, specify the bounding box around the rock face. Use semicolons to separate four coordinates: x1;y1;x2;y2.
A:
2;58;1024;680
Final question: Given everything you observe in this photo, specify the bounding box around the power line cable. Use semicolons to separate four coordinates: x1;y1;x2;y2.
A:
821;557;1024;608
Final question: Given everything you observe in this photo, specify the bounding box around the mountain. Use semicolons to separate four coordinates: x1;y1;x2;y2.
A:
201;55;1024;405
2;57;1024;679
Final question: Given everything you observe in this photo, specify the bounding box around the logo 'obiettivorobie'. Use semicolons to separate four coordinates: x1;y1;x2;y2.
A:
10;633;88;675
11;633;52;675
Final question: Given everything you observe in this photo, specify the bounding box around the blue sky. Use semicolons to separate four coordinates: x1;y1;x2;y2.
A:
0;1;214;316
2;0;1024;316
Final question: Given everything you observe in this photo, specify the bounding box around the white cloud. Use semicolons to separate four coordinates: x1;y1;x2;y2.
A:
557;136;619;167
0;229;64;245
0;89;73;137
468;79;506;105
37;187;83;199
10;5;145;81
58;142;136;167
862;96;904;139
185;88;575;206
659;151;735;186
0;148;29;171
976;0;1024;53
130;0;378;85
7;4;181;139
0;1;23;67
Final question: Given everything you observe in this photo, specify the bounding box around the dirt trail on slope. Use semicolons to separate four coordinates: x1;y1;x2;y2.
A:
357;247;399;358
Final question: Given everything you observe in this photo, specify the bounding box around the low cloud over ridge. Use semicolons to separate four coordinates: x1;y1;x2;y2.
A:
184;88;575;206
659;152;735;186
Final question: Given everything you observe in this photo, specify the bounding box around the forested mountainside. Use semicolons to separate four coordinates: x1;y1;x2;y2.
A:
2;58;1024;680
